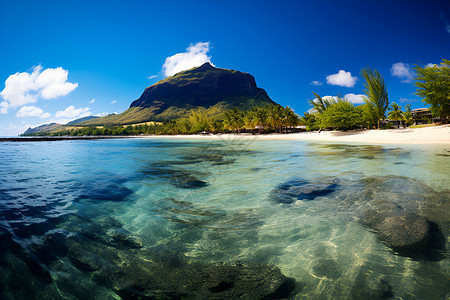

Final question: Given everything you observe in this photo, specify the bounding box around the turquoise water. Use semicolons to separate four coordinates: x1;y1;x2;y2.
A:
0;137;449;299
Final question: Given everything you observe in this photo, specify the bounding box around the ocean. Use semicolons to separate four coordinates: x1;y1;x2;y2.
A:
0;137;449;299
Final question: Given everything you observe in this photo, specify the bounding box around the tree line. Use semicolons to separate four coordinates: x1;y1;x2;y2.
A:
23;105;302;136
303;60;449;131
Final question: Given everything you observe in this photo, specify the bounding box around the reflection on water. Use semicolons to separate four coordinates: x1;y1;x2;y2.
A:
0;138;449;299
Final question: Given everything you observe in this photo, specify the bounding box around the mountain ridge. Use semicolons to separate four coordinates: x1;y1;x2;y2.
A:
78;63;277;126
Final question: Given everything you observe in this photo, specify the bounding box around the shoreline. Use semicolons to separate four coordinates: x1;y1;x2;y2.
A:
3;125;449;144
144;125;450;145
0;136;133;142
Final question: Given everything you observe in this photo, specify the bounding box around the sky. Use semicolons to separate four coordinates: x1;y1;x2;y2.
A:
0;0;449;136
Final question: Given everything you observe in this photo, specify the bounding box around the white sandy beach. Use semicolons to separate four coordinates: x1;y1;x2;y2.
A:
146;125;450;144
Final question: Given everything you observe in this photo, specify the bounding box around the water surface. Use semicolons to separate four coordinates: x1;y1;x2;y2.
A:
0;137;449;299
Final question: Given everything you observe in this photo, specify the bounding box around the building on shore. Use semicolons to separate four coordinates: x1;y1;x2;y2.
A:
411;108;440;124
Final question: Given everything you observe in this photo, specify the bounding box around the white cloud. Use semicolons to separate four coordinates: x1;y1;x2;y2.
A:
16;106;51;118
0;122;41;136
426;63;441;68
344;93;365;104
391;62;414;83
89;98;95;104
147;75;158;79
55;105;90;119
35;67;78;99
162;42;213;77
1;101;8;114
326;70;358;87
0;65;78;108
310;80;323;86
111;100;117;104
307;108;316;114
399;97;419;103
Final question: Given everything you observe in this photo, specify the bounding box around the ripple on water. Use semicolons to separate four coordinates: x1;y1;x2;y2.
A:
0;139;449;299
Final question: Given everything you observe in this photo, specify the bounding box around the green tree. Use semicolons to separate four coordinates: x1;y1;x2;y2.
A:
319;99;361;130
403;104;413;127
189;108;211;132
361;67;389;129
175;118;191;134
267;105;283;133
387;102;404;128
301;113;320;131
223;108;243;133
253;106;269;131
281;106;299;132
208;118;223;133
414;59;450;123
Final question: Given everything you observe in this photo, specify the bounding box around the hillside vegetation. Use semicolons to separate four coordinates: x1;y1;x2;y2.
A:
79;62;275;126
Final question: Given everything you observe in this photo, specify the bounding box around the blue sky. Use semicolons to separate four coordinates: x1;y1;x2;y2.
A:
0;0;449;135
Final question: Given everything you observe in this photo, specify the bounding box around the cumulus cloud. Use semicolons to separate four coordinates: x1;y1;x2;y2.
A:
162;42;213;77
16;106;51;118
111;100;117;104
55;105;90;119
310;80;323;86
391;62;414;83
0;65;78;109
326;70;358;87
89;98;95;104
344;93;365;104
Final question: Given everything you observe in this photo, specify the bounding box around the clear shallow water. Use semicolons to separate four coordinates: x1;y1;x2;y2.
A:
0;137;449;299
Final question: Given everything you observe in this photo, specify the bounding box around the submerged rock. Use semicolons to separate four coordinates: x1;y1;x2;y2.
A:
113;262;296;300
273;174;448;261
270;177;340;204
142;163;209;189
351;266;393;300
312;259;341;280
106;228;143;249
63;231;296;299
169;175;208;189
377;215;431;251
76;174;133;202
357;176;447;260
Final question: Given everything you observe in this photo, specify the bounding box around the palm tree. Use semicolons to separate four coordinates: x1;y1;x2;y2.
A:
282;106;299;132
308;92;336;114
403;104;413;127
223;108;243;133
243;111;254;132
267;105;283;133
254;106;268;131
361;67;389;129
387;102;404;128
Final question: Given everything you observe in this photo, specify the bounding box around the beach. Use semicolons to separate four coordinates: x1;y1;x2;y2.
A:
147;125;450;144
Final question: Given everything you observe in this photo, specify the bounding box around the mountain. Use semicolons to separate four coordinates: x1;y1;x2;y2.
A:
79;63;277;126
131;62;275;110
23;123;63;135
66;116;99;125
22;116;99;135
